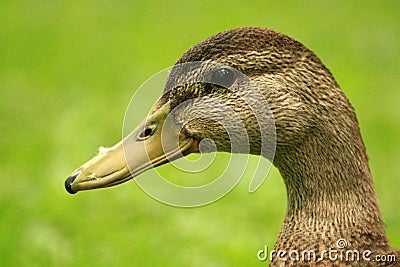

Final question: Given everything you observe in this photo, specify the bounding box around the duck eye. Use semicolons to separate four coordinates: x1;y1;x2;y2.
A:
210;68;235;88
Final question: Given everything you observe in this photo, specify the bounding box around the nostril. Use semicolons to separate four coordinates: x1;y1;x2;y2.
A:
65;170;80;194
137;125;156;141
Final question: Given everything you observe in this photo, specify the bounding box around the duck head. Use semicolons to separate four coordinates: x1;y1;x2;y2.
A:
65;27;346;194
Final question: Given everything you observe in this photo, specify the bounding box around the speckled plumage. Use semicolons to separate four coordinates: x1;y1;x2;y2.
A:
161;27;399;266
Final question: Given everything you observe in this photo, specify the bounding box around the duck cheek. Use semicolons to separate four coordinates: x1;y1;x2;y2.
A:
195;138;218;154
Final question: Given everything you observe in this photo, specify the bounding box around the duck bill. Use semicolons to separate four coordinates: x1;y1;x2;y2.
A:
64;102;198;194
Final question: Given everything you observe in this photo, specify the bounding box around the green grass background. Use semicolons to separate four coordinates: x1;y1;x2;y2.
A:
1;1;399;266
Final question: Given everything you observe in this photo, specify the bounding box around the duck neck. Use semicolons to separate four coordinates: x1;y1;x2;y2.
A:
272;123;391;255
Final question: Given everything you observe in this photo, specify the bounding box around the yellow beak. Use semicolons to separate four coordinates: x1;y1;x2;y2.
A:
64;102;197;194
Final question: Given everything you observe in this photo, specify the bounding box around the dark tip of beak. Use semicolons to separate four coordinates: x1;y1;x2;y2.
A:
65;171;80;194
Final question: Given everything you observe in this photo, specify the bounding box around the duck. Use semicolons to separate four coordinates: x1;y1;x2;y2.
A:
64;27;399;266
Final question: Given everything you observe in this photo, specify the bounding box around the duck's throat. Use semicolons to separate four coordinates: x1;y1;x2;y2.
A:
272;129;394;264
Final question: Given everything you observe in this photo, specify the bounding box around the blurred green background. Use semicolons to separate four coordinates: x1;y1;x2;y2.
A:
1;1;399;266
